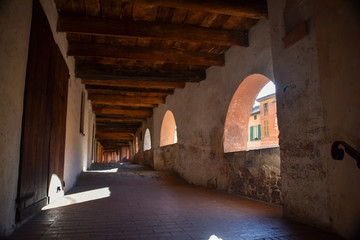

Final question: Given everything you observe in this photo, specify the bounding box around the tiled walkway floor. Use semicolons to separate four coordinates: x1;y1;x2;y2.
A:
7;163;342;240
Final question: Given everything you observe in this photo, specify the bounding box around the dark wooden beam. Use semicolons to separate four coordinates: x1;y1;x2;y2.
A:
96;132;133;140
85;84;174;96
99;139;132;144
96;125;139;132
96;116;144;124
76;65;205;82
87;88;171;98
93;107;153;117
96;128;136;133
102;143;130;148
69;43;224;66
130;0;268;19
92;102;158;108
58;15;248;47
82;79;186;89
89;94;165;105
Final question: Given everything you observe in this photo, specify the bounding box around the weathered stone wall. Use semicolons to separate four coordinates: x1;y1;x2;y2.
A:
268;0;360;238
268;0;331;230
313;1;360;238
154;144;282;205
0;1;32;237
151;19;282;205
133;149;154;168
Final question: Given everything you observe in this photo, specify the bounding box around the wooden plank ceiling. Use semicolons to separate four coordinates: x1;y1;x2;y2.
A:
54;0;267;152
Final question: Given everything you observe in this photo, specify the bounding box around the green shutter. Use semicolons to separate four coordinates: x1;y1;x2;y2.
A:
250;126;253;141
258;124;261;140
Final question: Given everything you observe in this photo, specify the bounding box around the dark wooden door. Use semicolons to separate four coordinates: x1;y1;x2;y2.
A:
16;0;69;222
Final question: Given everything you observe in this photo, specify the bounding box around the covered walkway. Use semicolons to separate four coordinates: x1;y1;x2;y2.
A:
7;163;341;240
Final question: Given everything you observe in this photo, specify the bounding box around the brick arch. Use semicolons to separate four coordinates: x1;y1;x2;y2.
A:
160;110;177;147
135;136;139;153
224;74;271;152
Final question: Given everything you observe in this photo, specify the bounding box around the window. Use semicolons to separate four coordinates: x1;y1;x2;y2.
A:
250;125;261;141
143;129;151;151
135;137;139;153
264;103;268;116
254;114;257;120
264;120;269;137
160;110;178;147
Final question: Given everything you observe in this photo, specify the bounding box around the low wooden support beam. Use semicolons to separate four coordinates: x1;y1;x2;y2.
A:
82;79;186;89
96;128;136;133
93;107;153;117
58;15;248;47
87;88;170;98
102;143;130;148
96;132;133;140
92;102;158;108
96;117;144;124
69;43;224;66
75;63;206;82
89;94;165;105
131;0;268;19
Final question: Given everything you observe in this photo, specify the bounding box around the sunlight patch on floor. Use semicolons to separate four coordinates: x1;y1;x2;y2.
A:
42;187;111;210
209;235;223;240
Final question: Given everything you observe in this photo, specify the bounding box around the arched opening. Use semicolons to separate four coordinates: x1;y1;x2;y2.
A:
135;137;139;153
160;110;178;147
144;128;151;150
224;74;279;152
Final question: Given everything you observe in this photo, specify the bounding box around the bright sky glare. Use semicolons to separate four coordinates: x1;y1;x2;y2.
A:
253;81;276;107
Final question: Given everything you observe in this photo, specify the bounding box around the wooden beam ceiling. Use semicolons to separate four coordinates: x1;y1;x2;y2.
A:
128;0;268;19
81;79;186;89
75;63;206;82
58;15;249;47
53;0;267;150
93;107;153;118
69;43;224;66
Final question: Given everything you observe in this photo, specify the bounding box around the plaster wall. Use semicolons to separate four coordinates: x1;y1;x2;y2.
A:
313;1;360;238
133;118;154;167
0;1;32;237
153;20;281;204
267;0;331;232
63;82;94;191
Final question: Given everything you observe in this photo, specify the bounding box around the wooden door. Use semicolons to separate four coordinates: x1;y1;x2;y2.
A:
16;0;69;222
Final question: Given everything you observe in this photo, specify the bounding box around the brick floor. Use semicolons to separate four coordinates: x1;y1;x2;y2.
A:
7;163;343;240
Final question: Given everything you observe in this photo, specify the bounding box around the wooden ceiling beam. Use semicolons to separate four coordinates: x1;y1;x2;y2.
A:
97;128;137;133
69;43;224;66
96;132;133;140
96;116;144;124
89;94;165;105
76;63;205;82
85;85;175;95
93;107;153;117
87;88;171;98
96;126;139;132
129;0;268;19
99;139;132;144
92;102;158;109
102;143;130;147
58;15;248;47
82;79;186;89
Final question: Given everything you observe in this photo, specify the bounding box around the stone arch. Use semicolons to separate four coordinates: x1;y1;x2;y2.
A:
223;74;272;152
135;136;139;153
160;110;178;147
143;128;151;150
